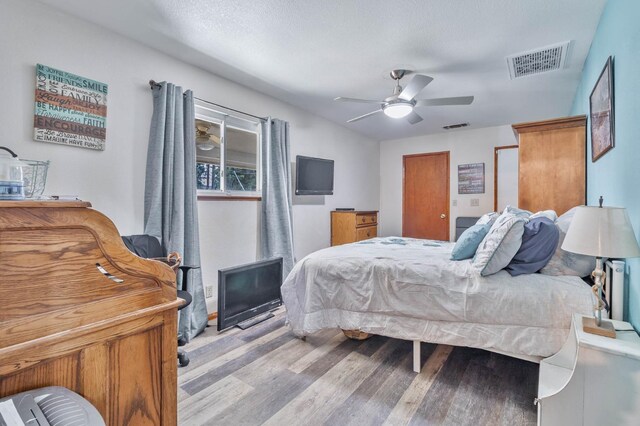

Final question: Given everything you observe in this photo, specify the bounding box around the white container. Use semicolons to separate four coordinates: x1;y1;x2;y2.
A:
0;146;27;200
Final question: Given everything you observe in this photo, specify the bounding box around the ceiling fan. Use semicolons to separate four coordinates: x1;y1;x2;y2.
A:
334;69;474;124
196;123;221;151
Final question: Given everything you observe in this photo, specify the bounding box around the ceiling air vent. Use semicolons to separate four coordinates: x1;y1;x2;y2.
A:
506;41;571;79
443;122;469;130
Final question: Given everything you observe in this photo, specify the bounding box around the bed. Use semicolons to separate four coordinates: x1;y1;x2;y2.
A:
281;236;595;371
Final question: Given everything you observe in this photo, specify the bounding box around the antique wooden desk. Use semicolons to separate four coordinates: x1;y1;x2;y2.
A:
0;200;181;425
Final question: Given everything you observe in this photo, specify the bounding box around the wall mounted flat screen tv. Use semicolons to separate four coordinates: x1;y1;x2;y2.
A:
217;258;283;331
295;155;334;195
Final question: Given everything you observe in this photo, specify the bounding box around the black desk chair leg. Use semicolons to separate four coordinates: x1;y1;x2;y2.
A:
177;265;199;367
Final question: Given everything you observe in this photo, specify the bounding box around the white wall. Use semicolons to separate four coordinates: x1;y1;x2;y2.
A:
496;147;519;211
379;125;517;240
0;0;380;312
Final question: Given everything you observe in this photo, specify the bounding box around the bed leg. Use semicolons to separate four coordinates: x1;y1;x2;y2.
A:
413;340;421;373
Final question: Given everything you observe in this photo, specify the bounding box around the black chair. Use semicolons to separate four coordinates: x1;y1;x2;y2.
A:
121;234;198;367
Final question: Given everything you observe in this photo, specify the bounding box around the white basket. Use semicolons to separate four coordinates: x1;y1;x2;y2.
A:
22;159;50;198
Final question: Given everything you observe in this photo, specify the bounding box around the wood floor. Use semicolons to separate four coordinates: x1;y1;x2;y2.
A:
178;311;538;425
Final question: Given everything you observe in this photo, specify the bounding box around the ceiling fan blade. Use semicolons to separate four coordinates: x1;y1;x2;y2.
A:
347;109;382;123
334;96;383;104
398;74;433;101
406;111;423;125
415;96;474;107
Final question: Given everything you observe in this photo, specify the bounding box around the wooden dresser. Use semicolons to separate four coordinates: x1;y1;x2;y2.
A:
331;210;378;246
0;200;180;425
512;115;586;215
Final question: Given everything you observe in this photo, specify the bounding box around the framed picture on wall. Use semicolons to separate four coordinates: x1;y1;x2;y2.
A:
589;56;614;162
458;163;485;194
34;64;108;151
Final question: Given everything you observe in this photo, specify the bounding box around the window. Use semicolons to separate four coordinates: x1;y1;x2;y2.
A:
195;101;261;197
196;120;221;190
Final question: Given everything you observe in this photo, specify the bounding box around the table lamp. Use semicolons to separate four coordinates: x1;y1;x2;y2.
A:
562;197;640;338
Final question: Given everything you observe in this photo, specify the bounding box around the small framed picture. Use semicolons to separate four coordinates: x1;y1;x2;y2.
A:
589;56;614;162
458;163;485;194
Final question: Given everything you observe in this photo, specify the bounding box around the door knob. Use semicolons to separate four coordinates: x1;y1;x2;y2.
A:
440;213;446;219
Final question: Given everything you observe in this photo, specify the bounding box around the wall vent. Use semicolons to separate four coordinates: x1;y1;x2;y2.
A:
506;41;571;79
443;122;469;130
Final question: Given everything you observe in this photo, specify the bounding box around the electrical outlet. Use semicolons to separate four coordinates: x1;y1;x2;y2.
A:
452;199;457;207
205;286;214;298
470;199;480;207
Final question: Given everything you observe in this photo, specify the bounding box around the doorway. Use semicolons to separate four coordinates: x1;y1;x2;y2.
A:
402;151;450;241
494;145;519;212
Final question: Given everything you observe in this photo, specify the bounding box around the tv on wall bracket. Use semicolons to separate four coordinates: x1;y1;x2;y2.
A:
295;155;334;195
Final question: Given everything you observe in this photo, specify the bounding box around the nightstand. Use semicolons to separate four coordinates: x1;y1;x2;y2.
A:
536;314;640;425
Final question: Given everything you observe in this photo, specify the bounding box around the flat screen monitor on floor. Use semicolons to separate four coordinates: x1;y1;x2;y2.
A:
217;257;283;331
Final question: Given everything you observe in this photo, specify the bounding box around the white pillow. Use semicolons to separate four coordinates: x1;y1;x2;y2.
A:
531;210;558;222
504;205;532;220
540;207;596;277
473;212;526;276
476;212;499;226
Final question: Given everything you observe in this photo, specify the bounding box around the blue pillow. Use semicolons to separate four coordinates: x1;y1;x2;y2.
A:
505;217;559;276
451;223;491;260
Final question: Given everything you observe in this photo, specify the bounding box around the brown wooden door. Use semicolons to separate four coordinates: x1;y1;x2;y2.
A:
403;151;450;240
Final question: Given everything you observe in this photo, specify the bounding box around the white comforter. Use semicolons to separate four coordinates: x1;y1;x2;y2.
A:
282;237;594;358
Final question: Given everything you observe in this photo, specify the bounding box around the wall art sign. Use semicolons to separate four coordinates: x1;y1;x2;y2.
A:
458;162;485;194
34;64;107;151
589;56;614;162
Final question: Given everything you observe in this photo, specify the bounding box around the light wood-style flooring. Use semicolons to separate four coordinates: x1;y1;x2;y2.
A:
178;311;538;425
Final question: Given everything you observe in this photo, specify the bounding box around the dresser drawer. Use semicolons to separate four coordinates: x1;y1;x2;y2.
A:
356;214;377;227
331;210;379;246
356;226;377;241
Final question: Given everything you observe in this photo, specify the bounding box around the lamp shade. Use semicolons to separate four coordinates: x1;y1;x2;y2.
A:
562;206;640;258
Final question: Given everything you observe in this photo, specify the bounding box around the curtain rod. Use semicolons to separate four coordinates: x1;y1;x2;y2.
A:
148;80;268;122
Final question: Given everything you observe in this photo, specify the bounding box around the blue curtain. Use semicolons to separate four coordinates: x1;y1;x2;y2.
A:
261;118;295;277
144;82;207;342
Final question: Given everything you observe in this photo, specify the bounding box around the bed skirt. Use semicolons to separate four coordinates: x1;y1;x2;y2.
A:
287;308;566;360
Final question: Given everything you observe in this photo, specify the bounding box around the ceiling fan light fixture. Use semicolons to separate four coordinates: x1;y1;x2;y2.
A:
196;143;215;151
383;102;413;119
196;135;215;151
337;72;472;124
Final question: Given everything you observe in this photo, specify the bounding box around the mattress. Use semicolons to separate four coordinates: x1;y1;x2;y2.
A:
281;237;595;358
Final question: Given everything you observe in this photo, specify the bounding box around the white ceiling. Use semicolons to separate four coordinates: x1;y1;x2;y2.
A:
37;0;606;141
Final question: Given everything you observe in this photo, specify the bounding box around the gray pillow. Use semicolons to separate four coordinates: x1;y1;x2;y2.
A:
540;207;596;277
505;217;559;276
473;212;526;276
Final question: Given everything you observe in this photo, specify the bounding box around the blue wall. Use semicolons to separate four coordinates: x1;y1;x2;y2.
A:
570;0;640;328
